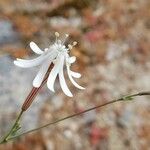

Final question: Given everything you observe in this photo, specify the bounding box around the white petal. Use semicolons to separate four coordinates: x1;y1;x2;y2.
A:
59;57;73;97
70;71;81;78
14;55;45;68
14;51;56;68
47;55;62;92
67;65;85;90
14;59;41;68
30;42;43;54
68;56;76;64
33;59;52;87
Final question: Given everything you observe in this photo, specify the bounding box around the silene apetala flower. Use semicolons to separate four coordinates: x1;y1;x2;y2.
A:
14;32;85;97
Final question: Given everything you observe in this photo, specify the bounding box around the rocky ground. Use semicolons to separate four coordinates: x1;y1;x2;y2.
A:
0;0;150;149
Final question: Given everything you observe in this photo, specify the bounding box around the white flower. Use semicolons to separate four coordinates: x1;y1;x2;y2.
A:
14;32;85;97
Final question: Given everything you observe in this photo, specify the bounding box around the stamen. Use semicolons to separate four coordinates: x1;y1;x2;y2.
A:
65;34;69;37
73;41;77;46
62;34;69;44
68;44;73;50
55;32;60;43
55;32;60;37
68;41;77;50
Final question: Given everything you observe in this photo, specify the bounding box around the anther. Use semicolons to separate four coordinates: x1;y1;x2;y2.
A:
65;34;69;37
73;41;77;46
68;44;73;49
55;32;60;37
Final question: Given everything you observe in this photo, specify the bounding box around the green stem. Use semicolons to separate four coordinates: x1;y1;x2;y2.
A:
2;91;150;143
0;110;24;143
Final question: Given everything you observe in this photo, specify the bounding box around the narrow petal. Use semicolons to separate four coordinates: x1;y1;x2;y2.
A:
70;71;81;78
67;65;85;90
59;57;73;97
14;51;56;68
33;59;52;87
47;55;62;92
30;42;43;54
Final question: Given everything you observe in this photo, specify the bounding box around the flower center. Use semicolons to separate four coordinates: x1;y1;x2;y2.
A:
55;42;67;52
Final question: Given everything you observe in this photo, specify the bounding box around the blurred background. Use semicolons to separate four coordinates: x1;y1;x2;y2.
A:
0;0;150;149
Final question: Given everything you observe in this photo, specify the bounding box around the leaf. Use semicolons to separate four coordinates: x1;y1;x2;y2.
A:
11;122;21;136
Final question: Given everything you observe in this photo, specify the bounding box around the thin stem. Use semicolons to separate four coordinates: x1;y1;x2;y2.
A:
4;91;150;142
0;110;23;143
